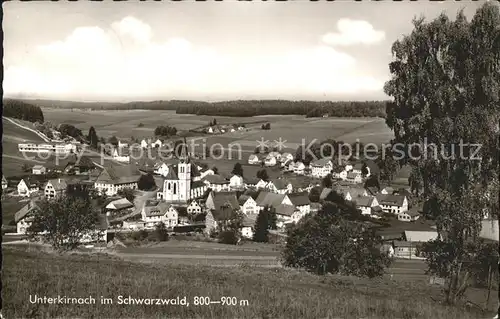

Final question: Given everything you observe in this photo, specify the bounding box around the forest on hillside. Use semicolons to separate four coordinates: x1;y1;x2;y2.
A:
2;99;45;123
8;98;387;118
177;100;387;117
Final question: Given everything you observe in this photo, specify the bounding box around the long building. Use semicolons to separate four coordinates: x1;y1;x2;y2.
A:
18;143;78;154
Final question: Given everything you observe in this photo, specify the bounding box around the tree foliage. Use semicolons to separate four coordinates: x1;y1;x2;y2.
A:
27;196;101;251
153;222;169;242
154;125;177;137
282;203;391;277
253;209;270;243
384;3;500;304
231;163;244;177
138;174;156;191
107;136;119;147
256;169;269;181
3;99;44;122
117;188;135;202
88;126;99;149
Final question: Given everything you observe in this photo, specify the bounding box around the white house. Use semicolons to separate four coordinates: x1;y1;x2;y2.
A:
152;139;163;148
376;194;409;214
354;196;379;215
255;179;270;190
207;127;214;134
17;179;39;197
346;172;363;184
118;140;129;148
264;154;277;167
288;192;311;216
187;200;202;215
274;204;296;229
140;139;149;149
202;174;230;192
105;197;134;214
205;191;240;212
15;200;39;234
398;210;420;222
289;161;306;175
311;158;333;178
336;186;368;202
112;147;130;163
199;167;215;180
229;175;245;190
381;187;395;195
241;216;256;239
153;162;170;177
267;179;293;194
268;152;282;161
44;179;68;199
2;175;8;190
32;165;47;175
248;154;260;165
94;165;140;196
280;153;294;163
239;195;258;217
352;163;364;175
255;191;293;211
141;201;178;229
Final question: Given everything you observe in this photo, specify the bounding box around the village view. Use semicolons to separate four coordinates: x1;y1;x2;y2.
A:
2;2;499;319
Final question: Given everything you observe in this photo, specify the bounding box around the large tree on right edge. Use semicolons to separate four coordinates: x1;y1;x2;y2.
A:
384;3;499;304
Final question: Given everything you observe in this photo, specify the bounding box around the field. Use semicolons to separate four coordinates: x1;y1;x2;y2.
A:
3;246;495;319
42;109;393;153
2;118;48;177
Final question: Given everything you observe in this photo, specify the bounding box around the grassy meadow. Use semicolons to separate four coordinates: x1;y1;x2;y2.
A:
2;246;491;319
41;109;393;150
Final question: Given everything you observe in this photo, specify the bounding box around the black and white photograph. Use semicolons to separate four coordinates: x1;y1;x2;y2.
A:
2;1;499;318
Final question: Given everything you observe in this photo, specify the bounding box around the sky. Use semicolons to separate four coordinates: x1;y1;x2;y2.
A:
3;1;486;102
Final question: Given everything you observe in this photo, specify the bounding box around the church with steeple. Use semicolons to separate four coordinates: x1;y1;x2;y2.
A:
157;140;207;204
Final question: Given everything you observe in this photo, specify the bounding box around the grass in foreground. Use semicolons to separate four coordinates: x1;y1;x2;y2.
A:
2;246;488;319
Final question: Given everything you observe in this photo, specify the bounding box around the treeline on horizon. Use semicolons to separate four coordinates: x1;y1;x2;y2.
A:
7;98;388;118
176;100;388;118
3;99;45;123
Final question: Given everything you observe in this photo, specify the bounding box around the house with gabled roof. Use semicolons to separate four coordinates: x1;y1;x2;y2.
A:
335;186;368;202
353;196;379;216
248;154;260;165
94;165;140;196
153;162;170;177
17;178;40;197
205;202;240;234
311;158;333;178
44;178;68;199
241;215;256;239
264;154;278;167
205;191;240;212
280;153;294;163
112;147;130;163
15;200;40;234
202;174;230;192
141;201;178;229
376;194;408;214
2;175;8;190
255;191;293;211
381;187;395;195
106;197;134;211
239;194;258;217
289;161;306;175
32;165;47;175
269;179;293;194
229;175;245;190
288;192;311;215
187;200;202;215
346;171;362;184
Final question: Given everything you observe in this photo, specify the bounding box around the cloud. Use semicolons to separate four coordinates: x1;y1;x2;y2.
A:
4;16;384;100
321;18;385;46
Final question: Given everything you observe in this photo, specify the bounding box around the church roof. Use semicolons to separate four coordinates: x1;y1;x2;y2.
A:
165;168;179;180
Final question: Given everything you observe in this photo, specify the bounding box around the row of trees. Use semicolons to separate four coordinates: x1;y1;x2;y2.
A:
261;123;271;130
3;99;44;123
154;125;177;137
176;100;388;117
